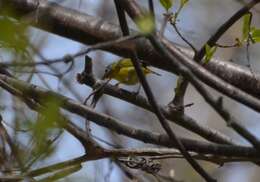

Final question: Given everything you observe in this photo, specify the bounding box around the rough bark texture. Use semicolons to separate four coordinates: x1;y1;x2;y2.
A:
2;0;260;98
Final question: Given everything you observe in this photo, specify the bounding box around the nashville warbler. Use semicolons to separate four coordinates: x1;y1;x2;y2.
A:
102;58;160;85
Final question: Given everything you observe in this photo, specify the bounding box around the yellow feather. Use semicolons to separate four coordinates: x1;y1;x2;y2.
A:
103;58;160;85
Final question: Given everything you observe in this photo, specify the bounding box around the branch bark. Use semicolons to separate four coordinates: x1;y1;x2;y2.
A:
2;0;260;99
77;69;233;145
0;74;259;159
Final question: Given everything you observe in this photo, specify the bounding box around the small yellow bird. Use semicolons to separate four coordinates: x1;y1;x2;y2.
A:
102;58;160;86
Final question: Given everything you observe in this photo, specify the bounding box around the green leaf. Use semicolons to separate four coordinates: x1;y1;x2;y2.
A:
30;98;62;157
235;38;243;47
180;0;189;8
159;0;173;11
0;16;29;53
251;27;260;43
242;13;251;41
174;76;184;94
204;44;217;64
136;14;155;35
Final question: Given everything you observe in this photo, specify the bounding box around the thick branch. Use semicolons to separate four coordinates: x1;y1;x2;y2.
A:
2;0;260;99
0;74;259;158
119;0;260;112
77;68;233;143
113;1;214;180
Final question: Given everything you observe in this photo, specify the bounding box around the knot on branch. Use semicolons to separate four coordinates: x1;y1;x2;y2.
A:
165;102;194;117
76;56;95;86
119;157;161;174
217;96;223;108
76;55;109;107
63;54;74;64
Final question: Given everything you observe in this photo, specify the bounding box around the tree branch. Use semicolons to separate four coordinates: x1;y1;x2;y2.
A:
114;0;215;181
2;0;260;99
121;0;260;113
77;62;234;144
0;74;259;158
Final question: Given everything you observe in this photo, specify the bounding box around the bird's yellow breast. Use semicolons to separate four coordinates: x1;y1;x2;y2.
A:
112;67;150;85
103;58;158;86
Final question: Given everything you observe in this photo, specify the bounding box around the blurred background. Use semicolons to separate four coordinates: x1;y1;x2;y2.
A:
2;0;260;181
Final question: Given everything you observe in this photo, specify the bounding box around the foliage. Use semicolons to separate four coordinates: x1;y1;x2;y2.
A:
0;16;29;55
29;98;62;161
136;13;155;34
159;0;173;11
2;1;260;182
204;44;217;64
242;12;260;43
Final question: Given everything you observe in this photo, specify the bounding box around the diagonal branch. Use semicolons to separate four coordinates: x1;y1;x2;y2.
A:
0;76;104;158
161;0;260;151
194;0;260;61
2;0;260;99
120;0;260;161
0;74;260;158
115;1;215;181
0;119;25;171
77;66;233;145
121;0;260;113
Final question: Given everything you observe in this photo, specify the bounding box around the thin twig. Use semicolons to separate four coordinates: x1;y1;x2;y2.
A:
77;69;233;145
194;0;260;61
169;19;197;54
114;1;215;181
0;119;25;172
0;34;140;69
5;0;260;99
0;74;258;158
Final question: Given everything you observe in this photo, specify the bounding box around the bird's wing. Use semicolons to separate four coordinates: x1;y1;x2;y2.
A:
118;58;133;68
115;67;138;85
127;67;138;84
117;58;150;68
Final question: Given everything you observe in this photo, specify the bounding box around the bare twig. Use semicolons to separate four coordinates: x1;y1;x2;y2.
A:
4;0;260;99
194;0;260;61
0;74;259;158
0;119;25;171
114;1;215;181
77;62;233;145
